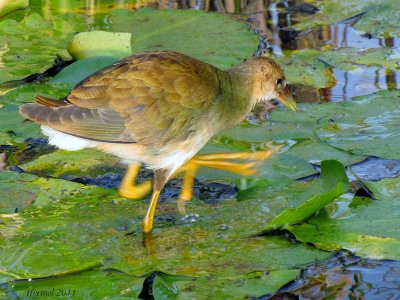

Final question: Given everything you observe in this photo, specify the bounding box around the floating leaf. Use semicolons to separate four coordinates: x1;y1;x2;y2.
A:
153;270;299;299
107;8;258;69
221;105;366;167
0;13;88;83
287;176;400;259
264;160;349;233
315;90;400;160
0;172;329;282
9;269;144;299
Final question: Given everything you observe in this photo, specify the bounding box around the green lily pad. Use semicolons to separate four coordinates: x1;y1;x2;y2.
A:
287;176;400;259
49;56;120;89
315;89;400;159
67;31;132;60
0;105;43;144
0;171;330;283
108;8;258;69
273;52;336;88
0;171;84;214
221;105;366;167
8;268;144;299
264;160;349;233
153;270;299;299
21;148;122;179
0;13;88;83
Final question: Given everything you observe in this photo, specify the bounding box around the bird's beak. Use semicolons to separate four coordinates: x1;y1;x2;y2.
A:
277;85;297;112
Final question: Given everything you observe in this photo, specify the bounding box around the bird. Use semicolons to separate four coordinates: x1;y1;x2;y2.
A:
19;50;297;233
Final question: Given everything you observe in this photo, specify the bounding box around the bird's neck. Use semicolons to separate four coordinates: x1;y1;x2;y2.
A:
216;68;256;130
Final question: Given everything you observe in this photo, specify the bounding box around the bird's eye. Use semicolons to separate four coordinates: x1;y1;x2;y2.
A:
277;78;285;91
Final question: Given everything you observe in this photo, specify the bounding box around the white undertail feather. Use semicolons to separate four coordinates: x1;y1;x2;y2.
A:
42;126;98;151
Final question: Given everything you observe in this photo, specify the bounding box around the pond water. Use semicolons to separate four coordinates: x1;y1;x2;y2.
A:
1;0;400;299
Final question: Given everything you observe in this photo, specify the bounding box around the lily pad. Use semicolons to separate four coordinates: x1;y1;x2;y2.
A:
0;104;43;144
0;171;84;214
315;89;400;160
0;13;88;83
8;268;144;299
221;105;366;167
287;176;400;259
0;171;330;283
107;8;258;69
273;52;336;88
153;270;300;299
264;160;349;233
21;148;122;179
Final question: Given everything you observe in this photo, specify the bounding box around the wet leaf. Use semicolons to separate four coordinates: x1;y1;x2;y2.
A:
154;270;299;299
315;89;400;160
0;171;330;282
49;56;120;89
287;176;400;259
264;160;349;233
0;171;84;214
8;269;144;299
221;105;366;167
0;105;42;144
109;8;258;69
21;148;122;179
0;13;88;83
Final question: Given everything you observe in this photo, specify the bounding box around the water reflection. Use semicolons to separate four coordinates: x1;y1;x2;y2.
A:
260;1;400;103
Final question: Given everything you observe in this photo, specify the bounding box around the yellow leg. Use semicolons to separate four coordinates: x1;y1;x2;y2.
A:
143;190;161;233
178;150;275;201
195;150;274;161
143;169;170;233
119;163;152;200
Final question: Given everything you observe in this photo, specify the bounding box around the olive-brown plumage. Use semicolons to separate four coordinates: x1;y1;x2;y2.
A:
20;50;296;233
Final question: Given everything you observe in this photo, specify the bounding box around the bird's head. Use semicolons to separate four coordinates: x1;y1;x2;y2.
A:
236;56;297;112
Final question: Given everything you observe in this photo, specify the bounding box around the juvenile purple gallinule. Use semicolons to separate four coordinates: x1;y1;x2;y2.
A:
20;50;297;232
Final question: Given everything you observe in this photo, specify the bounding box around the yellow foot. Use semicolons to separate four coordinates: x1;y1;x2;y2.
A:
119;163;152;199
178;149;276;201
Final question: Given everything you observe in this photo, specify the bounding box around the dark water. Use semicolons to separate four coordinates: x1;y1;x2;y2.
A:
270;252;400;299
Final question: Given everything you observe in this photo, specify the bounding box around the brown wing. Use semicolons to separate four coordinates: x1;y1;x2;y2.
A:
67;51;223;146
19;103;134;142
